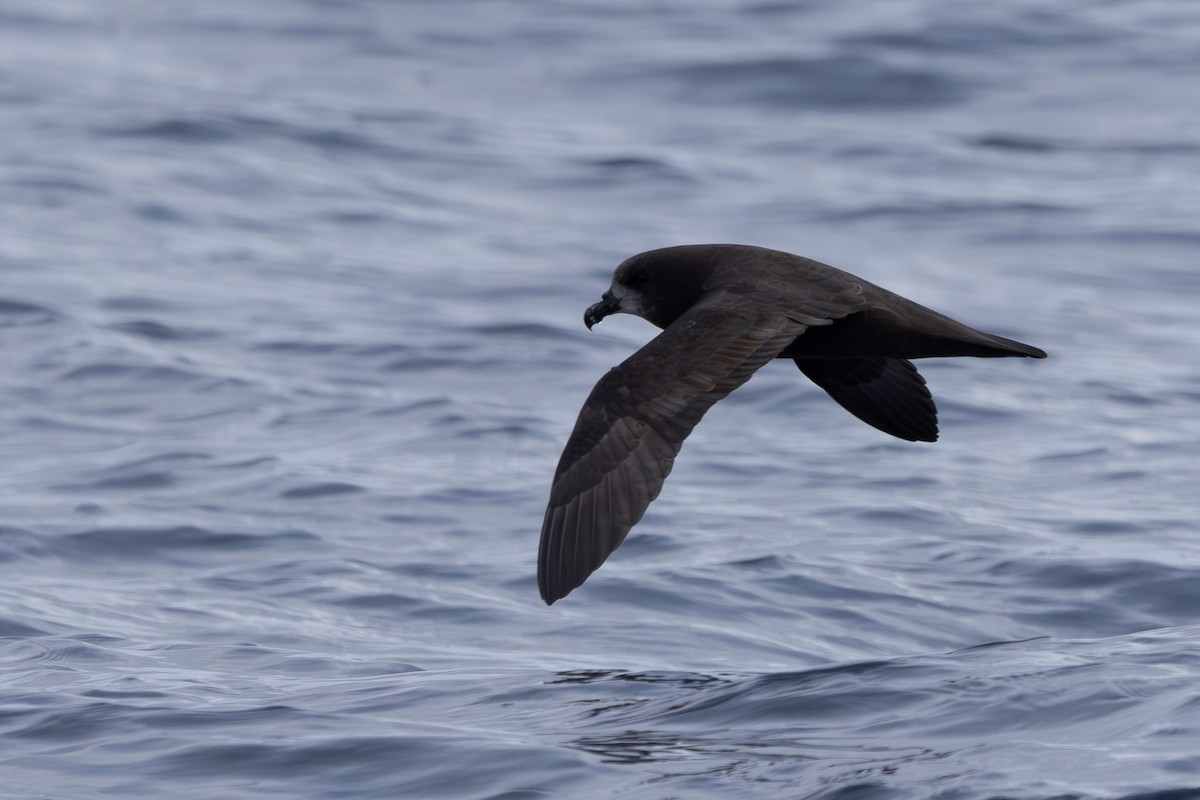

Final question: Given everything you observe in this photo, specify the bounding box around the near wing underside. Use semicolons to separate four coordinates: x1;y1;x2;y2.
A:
538;294;812;604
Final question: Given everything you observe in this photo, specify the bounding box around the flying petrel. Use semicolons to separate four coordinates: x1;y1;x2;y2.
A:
538;244;1046;605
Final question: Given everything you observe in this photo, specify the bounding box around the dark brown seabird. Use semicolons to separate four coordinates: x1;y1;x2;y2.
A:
538;244;1046;605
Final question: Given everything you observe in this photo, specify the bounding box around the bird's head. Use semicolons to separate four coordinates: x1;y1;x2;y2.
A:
585;246;713;330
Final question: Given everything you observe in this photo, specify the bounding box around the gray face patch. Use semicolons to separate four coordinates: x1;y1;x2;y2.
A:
609;282;645;317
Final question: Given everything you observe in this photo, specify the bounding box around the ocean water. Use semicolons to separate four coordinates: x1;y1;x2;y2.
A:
2;1;1200;798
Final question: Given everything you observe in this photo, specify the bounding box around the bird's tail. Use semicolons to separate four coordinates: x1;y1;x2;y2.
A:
940;328;1047;359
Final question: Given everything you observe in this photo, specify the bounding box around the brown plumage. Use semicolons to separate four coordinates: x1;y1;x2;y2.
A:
539;244;1046;605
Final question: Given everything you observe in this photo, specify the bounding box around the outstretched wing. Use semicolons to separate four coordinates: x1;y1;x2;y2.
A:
796;357;938;442
538;293;814;604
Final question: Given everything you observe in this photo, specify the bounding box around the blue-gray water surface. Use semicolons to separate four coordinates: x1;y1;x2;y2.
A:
2;2;1200;798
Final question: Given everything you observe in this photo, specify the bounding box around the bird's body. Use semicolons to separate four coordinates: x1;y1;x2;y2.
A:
539;244;1046;605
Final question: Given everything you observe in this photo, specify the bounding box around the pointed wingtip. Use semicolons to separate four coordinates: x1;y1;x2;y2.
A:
537;567;557;605
539;560;578;605
540;580;574;605
539;582;561;605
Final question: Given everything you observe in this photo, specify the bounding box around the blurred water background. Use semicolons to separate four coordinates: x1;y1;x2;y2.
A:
2;1;1200;798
